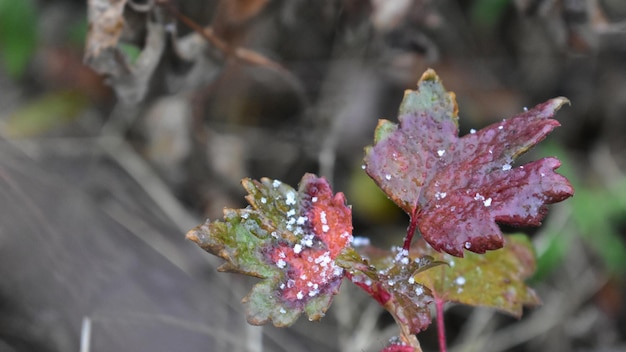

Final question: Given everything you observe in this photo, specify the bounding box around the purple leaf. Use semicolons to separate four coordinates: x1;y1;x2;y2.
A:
364;69;574;257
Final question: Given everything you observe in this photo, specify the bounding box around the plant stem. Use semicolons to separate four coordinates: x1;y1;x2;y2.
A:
403;206;420;251
435;297;447;352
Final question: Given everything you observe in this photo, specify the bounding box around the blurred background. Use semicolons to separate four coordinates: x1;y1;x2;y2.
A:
0;0;625;351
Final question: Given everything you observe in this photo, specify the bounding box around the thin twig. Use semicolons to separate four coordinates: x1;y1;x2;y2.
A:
155;0;284;71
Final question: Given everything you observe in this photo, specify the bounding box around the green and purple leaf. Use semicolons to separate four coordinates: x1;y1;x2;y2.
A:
411;234;540;317
337;246;445;334
364;69;574;257
186;173;352;326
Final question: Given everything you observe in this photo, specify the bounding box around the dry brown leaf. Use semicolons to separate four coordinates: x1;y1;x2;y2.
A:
85;0;127;60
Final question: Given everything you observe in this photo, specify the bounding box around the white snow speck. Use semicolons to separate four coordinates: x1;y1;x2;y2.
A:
415;286;424;295
449;260;455;267
408;277;415;284
280;308;287;314
464;241;471;249
322;225;330;233
435;191;447;200
474;193;485;201
296;291;304;300
294;244;302;253
261;197;267;204
361;164;366;170
498;125;504;130
489;149;493;154
394;248;409;263
273;180;282;188
241;213;249;219
523;107;528;112
276;259;286;268
437;149;446;157
333;266;344;277
311;196;318;203
541;172;545;177
502;164;512;171
351;236;370;247
470;128;476;134
483;198;492;207
285;191;297;205
302;237;313;247
286;209;296;217
296;216;307;225
385;174;392;180
455;276;466;286
320;211;327;224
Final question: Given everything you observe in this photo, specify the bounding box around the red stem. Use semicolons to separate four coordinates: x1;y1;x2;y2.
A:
402;206;420;251
435;297;447;352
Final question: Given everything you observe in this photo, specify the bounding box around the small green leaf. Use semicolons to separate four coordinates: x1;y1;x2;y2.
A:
412;234;540;317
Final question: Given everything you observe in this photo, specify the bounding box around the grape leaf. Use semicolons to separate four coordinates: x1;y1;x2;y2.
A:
364;69;574;256
186;173;352;326
411;234;540;317
337;246;444;334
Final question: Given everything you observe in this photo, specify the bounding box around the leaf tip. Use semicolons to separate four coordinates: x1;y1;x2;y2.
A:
185;220;208;244
419;68;440;83
553;96;571;108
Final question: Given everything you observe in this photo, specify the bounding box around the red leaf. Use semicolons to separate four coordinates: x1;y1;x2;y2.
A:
364;69;574;257
186;173;352;326
267;174;353;303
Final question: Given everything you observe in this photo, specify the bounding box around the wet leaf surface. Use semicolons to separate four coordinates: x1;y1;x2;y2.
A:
411;234;540;317
186;174;352;326
337;246;444;334
364;69;574;256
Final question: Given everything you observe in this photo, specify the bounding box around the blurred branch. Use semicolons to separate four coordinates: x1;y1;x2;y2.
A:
155;0;284;72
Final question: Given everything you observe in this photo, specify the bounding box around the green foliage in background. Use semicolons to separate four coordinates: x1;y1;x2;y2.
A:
0;0;38;78
470;0;511;28
3;90;89;137
534;143;626;280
